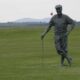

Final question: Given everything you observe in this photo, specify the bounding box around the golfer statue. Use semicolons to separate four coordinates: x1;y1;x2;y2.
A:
41;5;75;66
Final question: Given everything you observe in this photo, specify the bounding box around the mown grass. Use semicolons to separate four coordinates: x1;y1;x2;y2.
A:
0;27;80;80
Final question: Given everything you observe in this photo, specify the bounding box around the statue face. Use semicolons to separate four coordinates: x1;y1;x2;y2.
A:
56;8;62;15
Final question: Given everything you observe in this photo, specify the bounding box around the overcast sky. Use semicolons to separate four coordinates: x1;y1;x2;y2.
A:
0;0;79;22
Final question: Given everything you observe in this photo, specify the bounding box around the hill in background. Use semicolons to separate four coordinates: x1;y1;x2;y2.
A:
0;17;79;28
15;18;50;23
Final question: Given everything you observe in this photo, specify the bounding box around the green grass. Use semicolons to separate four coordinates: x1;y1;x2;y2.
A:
0;27;80;80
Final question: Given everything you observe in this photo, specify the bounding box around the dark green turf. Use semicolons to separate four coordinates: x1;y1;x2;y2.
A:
0;27;80;80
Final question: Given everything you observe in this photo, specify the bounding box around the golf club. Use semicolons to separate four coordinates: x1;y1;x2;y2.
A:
41;39;44;66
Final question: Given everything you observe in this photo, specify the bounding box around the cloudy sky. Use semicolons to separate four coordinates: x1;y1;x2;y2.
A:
0;0;79;22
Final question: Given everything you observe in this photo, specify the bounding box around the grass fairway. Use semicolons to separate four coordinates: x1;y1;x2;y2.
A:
0;27;80;80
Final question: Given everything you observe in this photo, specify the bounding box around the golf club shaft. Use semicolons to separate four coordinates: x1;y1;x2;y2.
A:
41;39;44;66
